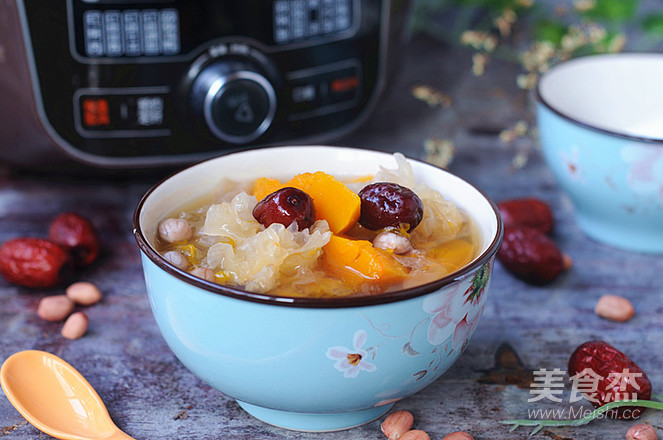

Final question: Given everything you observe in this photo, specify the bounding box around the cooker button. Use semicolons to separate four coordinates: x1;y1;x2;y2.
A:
292;83;318;104
287;82;321;113
327;71;359;104
78;94;168;132
191;61;277;144
208;77;274;141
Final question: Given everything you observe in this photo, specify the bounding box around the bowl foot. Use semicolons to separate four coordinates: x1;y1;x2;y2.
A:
575;213;663;254
236;400;394;432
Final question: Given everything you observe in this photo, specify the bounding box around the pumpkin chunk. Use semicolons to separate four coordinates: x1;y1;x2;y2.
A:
286;172;361;234
252;172;361;234
425;238;475;273
322;235;408;291
252;177;283;202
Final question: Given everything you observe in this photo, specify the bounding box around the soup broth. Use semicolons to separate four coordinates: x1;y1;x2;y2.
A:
155;154;481;298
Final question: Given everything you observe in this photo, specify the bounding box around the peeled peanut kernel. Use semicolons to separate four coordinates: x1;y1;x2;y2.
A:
626;424;658;440
163;250;188;269
66;281;103;306
399;430;430;440
61;312;88;340
381;410;414;440
158;218;193;243
373;232;413;255
595;294;635;322
37;295;75;322
442;432;475;440
190;267;215;282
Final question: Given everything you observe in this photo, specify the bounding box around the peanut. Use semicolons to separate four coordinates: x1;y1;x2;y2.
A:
442;432;475;440
381;410;414;440
190;267;215;282
626;424;658;440
595;294;635;322
373;232;413;255
37;295;75;322
158;218;193;243
399;430;430;440
66;281;103;306
61;312;88;340
163;250;188;269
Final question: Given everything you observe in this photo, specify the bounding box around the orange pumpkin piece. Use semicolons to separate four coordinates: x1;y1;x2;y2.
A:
285;172;361;234
347;174;373;183
425;238;475;273
253;172;361;234
252;177;283;202
322;235;408;291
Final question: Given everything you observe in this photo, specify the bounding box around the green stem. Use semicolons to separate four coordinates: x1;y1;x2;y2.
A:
500;400;663;436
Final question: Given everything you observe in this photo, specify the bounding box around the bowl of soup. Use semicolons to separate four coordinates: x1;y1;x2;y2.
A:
133;146;503;431
536;53;663;253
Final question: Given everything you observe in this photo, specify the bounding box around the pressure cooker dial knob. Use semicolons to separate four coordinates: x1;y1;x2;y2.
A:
190;59;277;144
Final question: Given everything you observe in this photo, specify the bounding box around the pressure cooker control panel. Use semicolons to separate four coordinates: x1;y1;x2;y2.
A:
17;0;387;166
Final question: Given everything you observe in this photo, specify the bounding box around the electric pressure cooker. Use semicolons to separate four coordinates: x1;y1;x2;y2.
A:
0;0;411;169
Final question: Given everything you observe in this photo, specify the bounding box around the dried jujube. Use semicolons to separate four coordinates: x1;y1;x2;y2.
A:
0;238;72;288
498;197;554;234
568;340;652;420
359;182;423;232
49;212;100;268
497;227;565;285
252;187;315;230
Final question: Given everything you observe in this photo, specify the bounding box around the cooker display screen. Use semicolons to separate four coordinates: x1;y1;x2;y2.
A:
273;0;353;45
70;0;358;61
81;8;180;57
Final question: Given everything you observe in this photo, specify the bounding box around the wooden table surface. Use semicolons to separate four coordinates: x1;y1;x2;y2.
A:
1;35;662;440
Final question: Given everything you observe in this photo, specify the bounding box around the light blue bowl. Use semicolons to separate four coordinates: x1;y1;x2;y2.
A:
134;146;502;431
536;53;663;253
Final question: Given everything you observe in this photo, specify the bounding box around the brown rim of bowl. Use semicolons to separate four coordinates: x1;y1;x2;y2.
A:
535;55;663;145
133;147;504;309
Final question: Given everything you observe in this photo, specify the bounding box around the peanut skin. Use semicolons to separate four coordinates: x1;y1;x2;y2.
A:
37;295;75;322
595;294;635;322
61;312;88;340
399;430;430;440
381;410;414;440
626;424;658;440
66;281;103;306
442;432;474;440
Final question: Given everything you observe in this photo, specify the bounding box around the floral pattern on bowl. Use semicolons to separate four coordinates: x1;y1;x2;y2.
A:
325;261;492;405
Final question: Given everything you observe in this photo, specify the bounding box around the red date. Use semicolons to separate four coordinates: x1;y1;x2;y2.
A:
359;182;424;232
497;227;565;285
48;212;100;268
252;187;315;230
498;198;554;234
568;340;652;419
0;238;72;288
